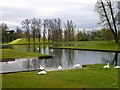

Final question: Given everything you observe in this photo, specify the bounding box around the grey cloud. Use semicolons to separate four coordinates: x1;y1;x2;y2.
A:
2;7;36;21
1;0;99;30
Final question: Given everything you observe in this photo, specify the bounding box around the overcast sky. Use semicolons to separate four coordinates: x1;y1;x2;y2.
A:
0;0;100;30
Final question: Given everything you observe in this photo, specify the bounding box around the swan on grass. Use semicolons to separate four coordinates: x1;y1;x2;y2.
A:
39;65;45;71
37;48;39;50
37;70;47;75
50;49;54;52
58;65;62;70
114;66;120;69
103;62;110;69
73;64;82;68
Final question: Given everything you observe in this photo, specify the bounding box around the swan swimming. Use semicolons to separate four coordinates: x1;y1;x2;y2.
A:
103;62;110;69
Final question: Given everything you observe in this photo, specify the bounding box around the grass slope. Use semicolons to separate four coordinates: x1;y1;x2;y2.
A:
1;44;51;60
8;38;50;44
2;64;118;88
8;38;22;44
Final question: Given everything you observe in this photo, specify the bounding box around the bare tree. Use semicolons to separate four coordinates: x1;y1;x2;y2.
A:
56;18;62;42
117;1;120;32
47;19;56;42
95;0;119;43
43;19;49;43
16;27;23;38
30;18;37;52
64;20;76;42
1;23;8;43
21;19;31;51
36;19;42;53
47;19;53;43
30;18;42;52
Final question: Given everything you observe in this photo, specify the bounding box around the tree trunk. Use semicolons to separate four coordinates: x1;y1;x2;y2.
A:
114;33;119;43
101;0;119;43
27;30;30;52
33;30;35;52
112;53;118;66
108;1;119;43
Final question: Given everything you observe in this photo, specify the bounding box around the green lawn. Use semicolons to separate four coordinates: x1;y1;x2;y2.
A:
1;49;48;60
2;64;119;88
1;44;49;60
1;40;51;60
55;41;120;51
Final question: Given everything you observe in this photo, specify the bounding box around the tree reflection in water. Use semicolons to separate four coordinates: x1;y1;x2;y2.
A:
22;58;31;70
111;53;120;66
22;58;39;70
102;52;120;66
65;49;74;66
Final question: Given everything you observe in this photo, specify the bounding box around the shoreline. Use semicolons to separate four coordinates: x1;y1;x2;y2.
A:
0;64;100;74
50;47;120;53
0;55;53;62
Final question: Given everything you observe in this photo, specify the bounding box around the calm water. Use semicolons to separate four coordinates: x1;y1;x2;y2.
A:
1;47;120;73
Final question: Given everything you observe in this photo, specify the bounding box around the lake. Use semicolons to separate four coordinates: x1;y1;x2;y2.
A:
1;47;120;73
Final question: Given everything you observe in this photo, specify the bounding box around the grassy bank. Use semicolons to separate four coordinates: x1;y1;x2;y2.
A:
55;41;120;51
2;64;118;88
7;38;120;51
1;44;50;60
1;49;48;60
1;40;51;60
1;39;120;60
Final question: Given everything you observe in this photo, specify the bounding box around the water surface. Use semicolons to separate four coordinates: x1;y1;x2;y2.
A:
1;48;120;73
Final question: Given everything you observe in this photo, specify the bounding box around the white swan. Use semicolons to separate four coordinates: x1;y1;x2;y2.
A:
114;66;120;69
103;62;110;69
39;65;44;71
37;48;39;50
50;49;54;52
73;64;82;68
37;70;47;75
58;65;62;70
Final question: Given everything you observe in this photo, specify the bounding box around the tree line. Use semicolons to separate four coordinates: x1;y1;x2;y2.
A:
0;0;120;44
0;23;23;43
1;18;120;44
